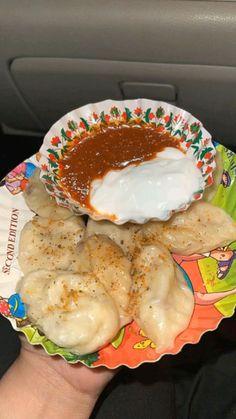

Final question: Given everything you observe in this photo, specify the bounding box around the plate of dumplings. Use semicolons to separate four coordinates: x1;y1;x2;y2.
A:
0;102;236;368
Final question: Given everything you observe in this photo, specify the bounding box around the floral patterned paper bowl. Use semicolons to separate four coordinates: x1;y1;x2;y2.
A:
39;99;216;223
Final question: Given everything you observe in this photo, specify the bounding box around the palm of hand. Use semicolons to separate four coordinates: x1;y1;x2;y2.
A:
20;336;116;399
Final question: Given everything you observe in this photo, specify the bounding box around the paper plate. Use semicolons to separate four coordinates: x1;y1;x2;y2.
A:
39;99;215;222
0;142;235;369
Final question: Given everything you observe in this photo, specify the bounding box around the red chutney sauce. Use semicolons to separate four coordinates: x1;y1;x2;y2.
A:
59;126;183;208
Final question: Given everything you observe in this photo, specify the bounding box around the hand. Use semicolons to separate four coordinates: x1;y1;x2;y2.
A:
0;336;117;419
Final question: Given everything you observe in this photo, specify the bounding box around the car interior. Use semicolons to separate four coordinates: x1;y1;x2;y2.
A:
0;1;236;418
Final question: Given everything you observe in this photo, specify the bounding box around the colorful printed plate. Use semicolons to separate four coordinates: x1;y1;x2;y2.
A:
39;99;216;222
0;143;236;369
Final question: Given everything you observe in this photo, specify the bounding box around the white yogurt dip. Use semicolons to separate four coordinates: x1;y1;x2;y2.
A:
90;148;204;224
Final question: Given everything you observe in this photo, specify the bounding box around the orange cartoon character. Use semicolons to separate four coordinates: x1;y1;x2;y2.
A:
173;251;236;305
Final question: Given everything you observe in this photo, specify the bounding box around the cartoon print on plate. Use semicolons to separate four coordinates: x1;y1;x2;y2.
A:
0;293;27;326
173;249;236;307
221;170;231;188
1;162;36;195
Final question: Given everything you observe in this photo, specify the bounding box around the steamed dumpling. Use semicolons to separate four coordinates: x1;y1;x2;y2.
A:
18;215;85;273
86;219;140;259
19;270;120;355
139;201;236;255
130;243;194;351
70;234;132;326
23;168;72;219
